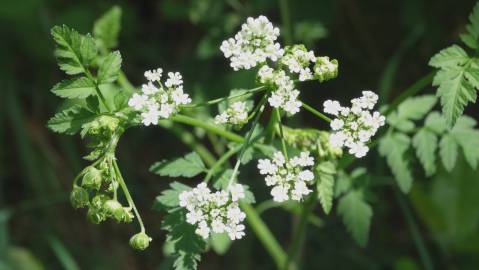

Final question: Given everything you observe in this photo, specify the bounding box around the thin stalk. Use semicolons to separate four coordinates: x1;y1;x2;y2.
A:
241;202;287;269
276;109;289;160
171;115;244;143
227;96;267;188
182;86;266;109
278;0;293;45
85;70;111;112
284;192;317;270
394;187;434;270
301;102;332;123
113;160;146;232
204;146;241;183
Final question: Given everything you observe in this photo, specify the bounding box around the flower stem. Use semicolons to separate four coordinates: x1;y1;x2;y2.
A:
204;145;241;183
170;114;244;143
276;109;289;160
84;70;111;112
113;160;146;233
301;101;332;123
283;191;317;270
182;86;266;109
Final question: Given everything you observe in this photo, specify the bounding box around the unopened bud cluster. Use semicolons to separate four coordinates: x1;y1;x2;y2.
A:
257;151;315;202
128;68;191;126
179;183;247;240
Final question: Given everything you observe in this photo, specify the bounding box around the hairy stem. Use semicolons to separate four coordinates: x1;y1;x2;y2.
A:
171;115;244;143
182;86;266;109
301;101;332;123
204;146;240;183
276;109;289;160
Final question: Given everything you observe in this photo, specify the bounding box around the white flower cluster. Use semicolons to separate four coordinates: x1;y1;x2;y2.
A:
323;91;385;158
220;16;283;70
314;56;338;81
257;151;315;202
258;66;302;115
281;45;316;81
214;101;249;126
179;183;247;240
128;68;191;126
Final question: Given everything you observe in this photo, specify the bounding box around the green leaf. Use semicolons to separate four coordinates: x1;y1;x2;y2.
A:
93;6;122;50
51;77;95;99
379;133;413;192
424;111;447;134
450;116;479;169
51;25;97;75
47;105;95;135
412;128;438;176
439;134;458;171
460;3;479;49
150;152;206;178
162;209;206;270
429;45;478;127
152;182;191;211
429;45;469;68
337;190;373;247
396;95;437;120
97;51;122;84
315;161;336;214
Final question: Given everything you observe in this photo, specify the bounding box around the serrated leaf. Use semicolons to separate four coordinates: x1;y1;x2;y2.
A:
212;169;233;190
315;161;336;214
51;77;95;99
47;105;95;135
429;45;469;68
162;209;206;270
152;182;191;211
439;134;458;171
429;44;478;127
460;3;479;49
51;25;97;75
97;51;122;84
412;129;438;176
396;95;437;120
379;133;413;192
450;116;479;169
150;152;206;178
337;190;373;247
424;111;447;134
386;112;415;132
93;6;122;50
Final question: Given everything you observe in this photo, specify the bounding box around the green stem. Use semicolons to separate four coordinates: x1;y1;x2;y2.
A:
241;202;287;269
85;70;111;112
204;146;240;183
394;187;434;270
182;86;266;109
276;109;289;160
301;102;332;123
171;115;244;143
278;0;293;45
284;192;317;270
113;160;146;233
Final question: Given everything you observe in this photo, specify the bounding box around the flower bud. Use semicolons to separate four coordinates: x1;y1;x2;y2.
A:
114;208;134;223
81;167;103;190
70;186;89;209
314;57;338;82
104;199;122;215
129;232;152;250
91;194;109;209
87;208;106;224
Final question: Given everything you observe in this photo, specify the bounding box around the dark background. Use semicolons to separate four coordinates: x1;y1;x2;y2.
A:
1;0;479;269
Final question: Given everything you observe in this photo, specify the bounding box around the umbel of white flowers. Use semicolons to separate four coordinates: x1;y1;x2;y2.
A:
179;183;247;240
128;68;191;126
323;91;386;158
221;16;339;116
257;151;315;202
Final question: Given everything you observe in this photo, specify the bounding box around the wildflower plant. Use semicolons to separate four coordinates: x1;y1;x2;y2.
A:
46;4;479;270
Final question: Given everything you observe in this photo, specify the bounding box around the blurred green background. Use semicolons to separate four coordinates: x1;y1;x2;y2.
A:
1;0;479;269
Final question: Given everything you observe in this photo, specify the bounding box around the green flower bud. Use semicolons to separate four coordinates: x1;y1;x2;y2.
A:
113;207;134;223
129;232;152;250
97;115;119;133
87;208;106;224
70;186;89;209
104;199;122;215
91;194;109;210
314;56;338;82
81;167;103;190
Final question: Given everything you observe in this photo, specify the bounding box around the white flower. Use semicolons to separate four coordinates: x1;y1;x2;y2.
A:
144;68;163;82
229;184;245;202
128;93;148;110
214;101;249;126
259;151;316;202
128;68;191;126
178;183;247;241
322;91;385;158
220;16;283;70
